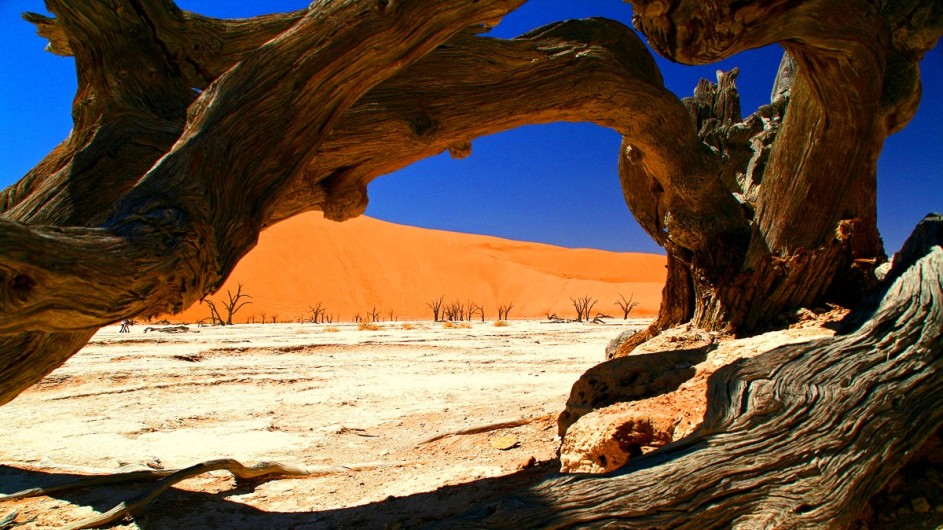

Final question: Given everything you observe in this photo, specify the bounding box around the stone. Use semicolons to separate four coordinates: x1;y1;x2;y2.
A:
557;342;707;438
560;404;675;474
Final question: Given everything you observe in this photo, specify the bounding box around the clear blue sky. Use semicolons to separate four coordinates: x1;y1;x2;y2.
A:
1;1;940;255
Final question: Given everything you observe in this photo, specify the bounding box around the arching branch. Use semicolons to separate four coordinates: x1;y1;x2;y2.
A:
0;0;526;405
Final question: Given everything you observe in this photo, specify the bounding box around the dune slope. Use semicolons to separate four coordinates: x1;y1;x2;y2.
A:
169;213;666;323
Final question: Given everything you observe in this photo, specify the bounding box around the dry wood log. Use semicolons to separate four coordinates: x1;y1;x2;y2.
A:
430;214;943;528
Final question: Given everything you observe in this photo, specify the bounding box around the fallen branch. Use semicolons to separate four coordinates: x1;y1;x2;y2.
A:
143;325;193;334
417;417;536;446
0;459;357;530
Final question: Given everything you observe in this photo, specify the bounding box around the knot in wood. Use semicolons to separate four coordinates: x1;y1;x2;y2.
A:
745;379;777;415
410;113;437;138
623;144;643;164
448;141;472;159
1;270;37;308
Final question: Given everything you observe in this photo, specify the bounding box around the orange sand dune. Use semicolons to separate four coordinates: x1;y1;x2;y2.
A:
169;213;666;324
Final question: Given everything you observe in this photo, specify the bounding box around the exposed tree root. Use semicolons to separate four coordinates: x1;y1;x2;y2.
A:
0;458;377;530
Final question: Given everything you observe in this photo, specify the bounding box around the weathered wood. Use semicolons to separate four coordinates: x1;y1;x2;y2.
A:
0;0;532;405
433;213;943;528
615;0;943;345
0;13;745;405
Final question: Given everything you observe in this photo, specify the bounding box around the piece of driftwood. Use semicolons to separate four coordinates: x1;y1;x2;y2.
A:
143;325;191;334
0;458;400;530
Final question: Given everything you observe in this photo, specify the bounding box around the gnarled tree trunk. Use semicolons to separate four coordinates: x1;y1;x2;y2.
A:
0;1;747;406
1;1;942;526
421;214;943;528
615;0;941;355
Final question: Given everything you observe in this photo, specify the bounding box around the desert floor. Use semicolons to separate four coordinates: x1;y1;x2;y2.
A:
0;319;649;528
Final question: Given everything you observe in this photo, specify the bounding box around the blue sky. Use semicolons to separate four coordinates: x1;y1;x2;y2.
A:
1;1;940;255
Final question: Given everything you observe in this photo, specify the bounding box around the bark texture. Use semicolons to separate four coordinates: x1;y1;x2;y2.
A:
615;0;943;352
0;2;743;405
0;1;941;526
431;213;943;528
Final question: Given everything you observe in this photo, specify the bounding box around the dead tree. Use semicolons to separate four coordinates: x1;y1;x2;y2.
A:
467;301;483;322
366;306;381;323
445;300;466;322
203;284;251;325
427;296;445;322
570;295;598;322
0;0;940;526
202;299;223;326
214;284;252;325
614;293;639;320
308;302;327;324
497;302;514;321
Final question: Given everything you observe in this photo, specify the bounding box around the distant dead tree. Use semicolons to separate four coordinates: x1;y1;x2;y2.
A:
203;299;223;326
615;293;640;320
388;309;395;322
445;300;466;321
259;312;267;325
202;283;252;326
570;294;598;322
367;306;381;323
270;314;278;324
427;296;445;322
467;301;483;322
308;302;327;323
497;302;514;321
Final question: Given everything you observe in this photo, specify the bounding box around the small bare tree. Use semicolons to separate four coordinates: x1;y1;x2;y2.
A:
367;306;381;323
497;302;514;321
309;302;327;324
467;301;483;322
259;312;267;325
445;300;466;321
427;296;445;322
203;298;223;326
570;294;598;322
615;293;640;320
202;283;252;326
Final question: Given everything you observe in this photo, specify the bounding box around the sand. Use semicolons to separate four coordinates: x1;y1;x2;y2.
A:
0;317;865;528
0;319;649;528
167;214;666;324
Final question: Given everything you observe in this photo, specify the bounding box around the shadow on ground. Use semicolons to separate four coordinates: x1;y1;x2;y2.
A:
0;463;558;529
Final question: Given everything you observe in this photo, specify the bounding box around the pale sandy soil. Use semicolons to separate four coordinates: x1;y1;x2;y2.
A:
0;319;652;529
